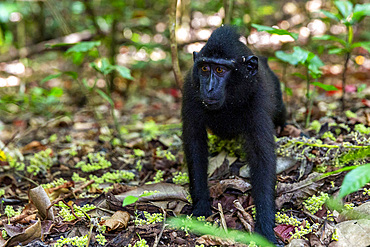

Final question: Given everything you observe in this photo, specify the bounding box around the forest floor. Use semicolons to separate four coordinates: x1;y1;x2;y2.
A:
0;56;370;247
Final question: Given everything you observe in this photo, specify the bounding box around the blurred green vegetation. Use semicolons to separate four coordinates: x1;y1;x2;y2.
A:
0;0;368;122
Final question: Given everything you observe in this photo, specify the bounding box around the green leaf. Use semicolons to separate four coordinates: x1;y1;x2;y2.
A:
90;59;114;75
312;35;346;46
122;195;139;207
66;41;101;54
96;89;114;106
351;41;370;53
291;72;306;80
64;71;78;80
335;0;353;19
49;87;64;97
319;10;340;22
114;65;134;80
252;23;275;32
275;47;309;66
40;73;62;84
328;47;345;54
311;82;338;91
352;3;370;23
168;217;274;246
100;58;115;75
339;163;370;198
308;54;324;68
251;23;298;40
307;54;324;79
284;87;293;96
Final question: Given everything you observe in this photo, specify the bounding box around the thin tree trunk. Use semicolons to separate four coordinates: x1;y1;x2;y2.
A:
169;0;184;89
341;52;350;111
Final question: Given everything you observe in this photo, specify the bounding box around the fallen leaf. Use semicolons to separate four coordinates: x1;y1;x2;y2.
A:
333;219;370;247
274;224;294;243
275;173;323;209
102;211;130;231
2;219;41;247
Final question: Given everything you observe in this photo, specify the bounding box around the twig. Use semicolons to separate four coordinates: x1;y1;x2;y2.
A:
62;200;80;220
153;208;167;247
233;200;254;231
0;210;37;227
169;0;184;89
15;171;39;186
49;180;95;208
86;221;94;247
218;203;228;233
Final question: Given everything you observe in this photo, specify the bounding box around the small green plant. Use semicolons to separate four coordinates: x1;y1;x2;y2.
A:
75;152;112;172
0;189;5;197
134;211;164;225
208;134;242;156
2;230;8;239
363;188;370;196
27;148;53;175
275;212;301;227
96;233;107;245
142;120;160;141
127;237;149;247
135;160;143;172
56;202;96;221
122;190;159;207
172;172;189;185
344;203;354;210
354;124;370;135
275;212;319;240
65;135;72;143
4;205;17;218
54;235;88;247
42;178;68;189
147;170;164;184
49;134;58;143
322;132;336;141
156;147;176;161
90;170;135;184
9;158;25;171
345;110;357;118
133;149;145;157
303;192;329;214
315;0;370;109
310;120;321;134
332;229;339;241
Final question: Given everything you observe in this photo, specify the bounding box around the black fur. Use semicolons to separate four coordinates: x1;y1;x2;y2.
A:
182;26;286;244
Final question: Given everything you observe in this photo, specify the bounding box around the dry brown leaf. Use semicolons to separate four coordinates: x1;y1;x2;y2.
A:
210;177;251;198
29;186;54;220
196;235;248;246
102;211;130;231
115;183;188;203
1;219;41;247
275;172;323;209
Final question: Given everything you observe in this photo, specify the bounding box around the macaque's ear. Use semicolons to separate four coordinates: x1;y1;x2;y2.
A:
245;55;258;76
193;52;199;62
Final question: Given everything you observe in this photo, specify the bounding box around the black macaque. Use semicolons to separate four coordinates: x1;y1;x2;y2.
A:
181;26;286;244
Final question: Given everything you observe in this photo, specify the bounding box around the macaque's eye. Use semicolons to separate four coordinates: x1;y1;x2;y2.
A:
201;66;209;72
216;67;224;73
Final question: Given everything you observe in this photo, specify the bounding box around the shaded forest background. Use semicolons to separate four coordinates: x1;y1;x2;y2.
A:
0;0;370;247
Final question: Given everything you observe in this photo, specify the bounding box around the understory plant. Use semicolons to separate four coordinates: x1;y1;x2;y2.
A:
252;24;335;127
314;0;370;110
